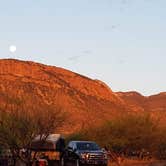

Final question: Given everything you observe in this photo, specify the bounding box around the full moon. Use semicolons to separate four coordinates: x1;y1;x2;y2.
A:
9;45;17;53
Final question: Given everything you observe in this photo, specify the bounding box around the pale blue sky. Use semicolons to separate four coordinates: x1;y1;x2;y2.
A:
0;0;165;95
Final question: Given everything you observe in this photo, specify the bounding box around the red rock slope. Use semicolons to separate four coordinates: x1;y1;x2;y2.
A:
0;59;127;133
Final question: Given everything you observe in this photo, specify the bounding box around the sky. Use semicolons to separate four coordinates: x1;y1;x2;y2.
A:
0;0;165;96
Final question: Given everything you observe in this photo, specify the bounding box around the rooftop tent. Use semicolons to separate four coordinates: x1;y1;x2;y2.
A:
31;134;65;152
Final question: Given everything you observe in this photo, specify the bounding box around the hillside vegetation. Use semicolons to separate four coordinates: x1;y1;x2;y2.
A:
68;112;166;159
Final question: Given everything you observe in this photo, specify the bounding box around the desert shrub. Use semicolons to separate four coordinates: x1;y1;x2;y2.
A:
66;132;86;144
68;112;165;158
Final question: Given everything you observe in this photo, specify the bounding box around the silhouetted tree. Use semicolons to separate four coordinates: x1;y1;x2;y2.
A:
0;95;65;166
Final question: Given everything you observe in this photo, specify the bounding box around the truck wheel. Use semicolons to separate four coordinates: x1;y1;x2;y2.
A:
61;157;65;166
76;159;80;166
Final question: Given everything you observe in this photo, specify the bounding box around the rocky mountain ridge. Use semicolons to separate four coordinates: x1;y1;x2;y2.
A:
0;59;165;133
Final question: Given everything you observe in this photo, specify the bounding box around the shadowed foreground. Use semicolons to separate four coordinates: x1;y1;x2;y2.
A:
109;159;166;166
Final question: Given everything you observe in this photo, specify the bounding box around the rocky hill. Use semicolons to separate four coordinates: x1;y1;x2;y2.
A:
116;91;166;112
0;59;165;133
0;59;127;133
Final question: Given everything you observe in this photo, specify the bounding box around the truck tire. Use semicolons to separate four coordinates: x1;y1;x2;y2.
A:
102;164;108;166
61;157;65;166
76;159;80;166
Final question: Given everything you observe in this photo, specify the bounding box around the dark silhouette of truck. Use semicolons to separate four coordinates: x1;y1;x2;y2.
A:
61;141;108;166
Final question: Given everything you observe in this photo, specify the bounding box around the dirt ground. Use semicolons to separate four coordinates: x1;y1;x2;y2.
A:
109;159;166;166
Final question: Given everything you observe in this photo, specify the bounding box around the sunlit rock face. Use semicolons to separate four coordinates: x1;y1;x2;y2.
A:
116;91;166;112
0;59;128;133
0;59;165;134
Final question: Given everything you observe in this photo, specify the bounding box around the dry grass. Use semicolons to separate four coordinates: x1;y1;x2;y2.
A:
108;159;166;166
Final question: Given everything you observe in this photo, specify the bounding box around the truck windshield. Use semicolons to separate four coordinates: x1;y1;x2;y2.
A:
76;142;100;151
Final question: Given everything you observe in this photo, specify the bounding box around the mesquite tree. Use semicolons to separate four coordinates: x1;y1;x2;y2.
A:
0;95;65;166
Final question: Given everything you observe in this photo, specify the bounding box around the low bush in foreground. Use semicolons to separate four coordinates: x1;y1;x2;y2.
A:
68;112;166;159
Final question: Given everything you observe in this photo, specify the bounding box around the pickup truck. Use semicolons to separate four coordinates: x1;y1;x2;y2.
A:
61;141;108;166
